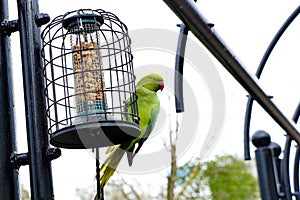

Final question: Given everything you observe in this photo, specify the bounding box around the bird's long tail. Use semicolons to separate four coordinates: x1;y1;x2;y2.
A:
99;146;126;187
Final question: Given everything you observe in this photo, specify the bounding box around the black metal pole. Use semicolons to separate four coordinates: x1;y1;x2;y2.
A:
0;0;20;199
96;148;104;200
17;0;54;199
162;0;300;144
254;147;279;200
252;131;278;200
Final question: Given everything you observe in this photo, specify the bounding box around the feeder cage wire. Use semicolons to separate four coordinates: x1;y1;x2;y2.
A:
41;9;140;149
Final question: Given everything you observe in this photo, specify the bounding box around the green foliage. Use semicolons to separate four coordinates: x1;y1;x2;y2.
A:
204;155;259;200
164;155;259;200
21;186;30;200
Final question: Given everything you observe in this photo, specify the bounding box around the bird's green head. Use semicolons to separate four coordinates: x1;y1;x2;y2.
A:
136;73;164;92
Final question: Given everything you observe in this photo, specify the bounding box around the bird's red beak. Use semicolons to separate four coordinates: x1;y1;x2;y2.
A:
159;81;164;91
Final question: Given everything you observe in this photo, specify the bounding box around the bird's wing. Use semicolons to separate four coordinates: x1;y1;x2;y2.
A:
126;108;157;166
133;109;156;154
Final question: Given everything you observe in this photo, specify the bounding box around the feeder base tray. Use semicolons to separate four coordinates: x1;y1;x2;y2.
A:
50;120;140;149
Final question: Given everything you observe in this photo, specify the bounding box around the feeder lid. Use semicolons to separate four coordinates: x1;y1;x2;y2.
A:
62;13;104;31
50;120;140;149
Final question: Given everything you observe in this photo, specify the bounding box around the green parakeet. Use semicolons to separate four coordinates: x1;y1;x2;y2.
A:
99;73;164;187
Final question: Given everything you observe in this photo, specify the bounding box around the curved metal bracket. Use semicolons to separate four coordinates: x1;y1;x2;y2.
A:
244;5;300;161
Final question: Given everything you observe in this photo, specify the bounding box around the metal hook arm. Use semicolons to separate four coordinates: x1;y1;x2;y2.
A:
174;24;189;113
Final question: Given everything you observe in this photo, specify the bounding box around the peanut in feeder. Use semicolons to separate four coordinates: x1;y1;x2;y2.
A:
71;39;107;121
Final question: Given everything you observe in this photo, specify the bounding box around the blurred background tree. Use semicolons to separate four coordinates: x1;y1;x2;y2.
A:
160;155;259;200
204;155;259;200
75;184;95;200
74;154;259;200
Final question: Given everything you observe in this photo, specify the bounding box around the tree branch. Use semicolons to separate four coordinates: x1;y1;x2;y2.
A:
175;165;201;199
120;178;142;200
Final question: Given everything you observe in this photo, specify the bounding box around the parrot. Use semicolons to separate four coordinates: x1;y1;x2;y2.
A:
98;73;164;188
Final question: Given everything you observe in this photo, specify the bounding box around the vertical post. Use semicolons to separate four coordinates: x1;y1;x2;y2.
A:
255;148;278;199
17;0;54;199
0;0;20;199
252;131;278;200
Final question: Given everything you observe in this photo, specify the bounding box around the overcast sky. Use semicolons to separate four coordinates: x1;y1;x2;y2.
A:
6;1;300;199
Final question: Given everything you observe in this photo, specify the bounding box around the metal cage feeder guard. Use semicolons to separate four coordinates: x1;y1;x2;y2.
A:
41;9;140;149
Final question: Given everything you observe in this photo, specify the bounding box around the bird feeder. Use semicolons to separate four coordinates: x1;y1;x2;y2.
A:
41;9;140;149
